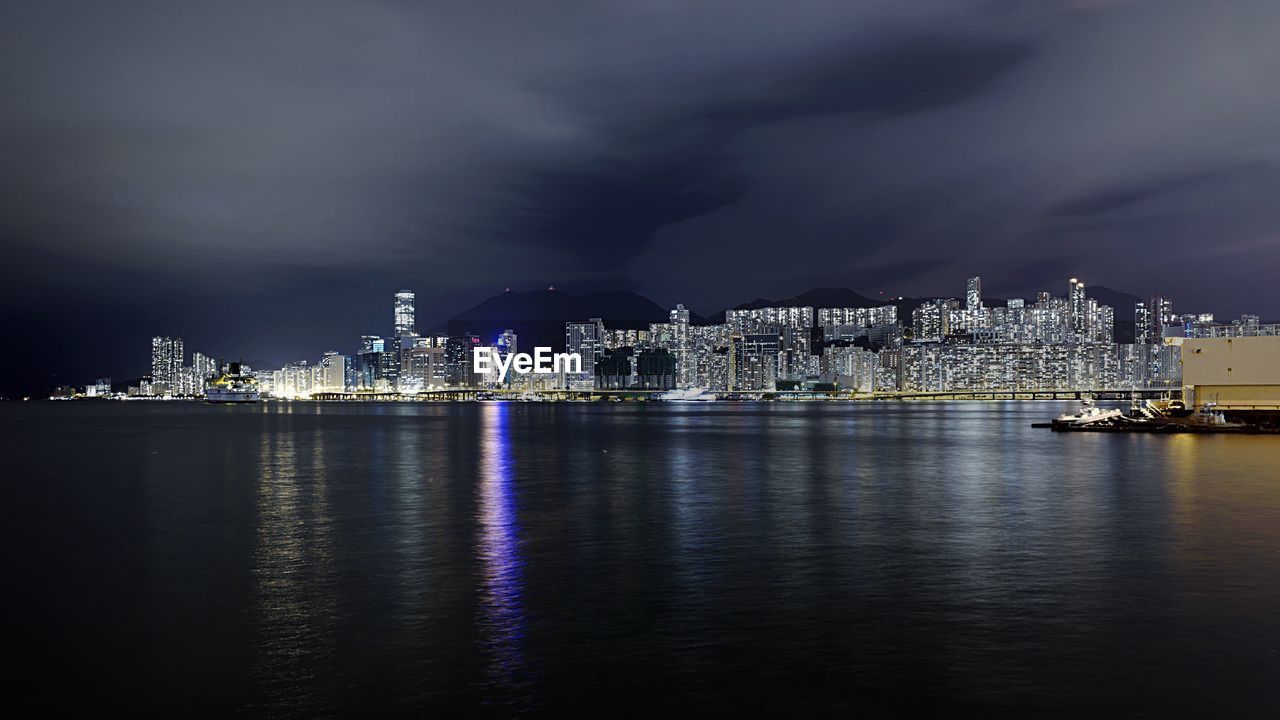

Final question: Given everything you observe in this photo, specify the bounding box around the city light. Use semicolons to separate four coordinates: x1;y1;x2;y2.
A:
67;278;1280;401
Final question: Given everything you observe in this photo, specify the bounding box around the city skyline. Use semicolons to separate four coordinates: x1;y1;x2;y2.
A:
50;273;1277;400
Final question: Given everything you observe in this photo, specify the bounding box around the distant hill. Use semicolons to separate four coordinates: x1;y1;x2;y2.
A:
1085;285;1141;312
440;289;695;351
1085;286;1139;343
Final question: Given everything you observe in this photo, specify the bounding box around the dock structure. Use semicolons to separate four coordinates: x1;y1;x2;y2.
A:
1181;336;1280;424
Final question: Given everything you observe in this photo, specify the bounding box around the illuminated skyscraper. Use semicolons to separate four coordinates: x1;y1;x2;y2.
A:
1150;295;1174;340
394;290;416;337
966;276;982;311
445;335;480;387
1069;278;1087;341
1135;294;1176;384
729;333;781;391
670;303;692;388
358;336;384;389
1135;301;1151;344
150;336;184;395
405;345;447;390
192;352;218;381
320;351;347;392
566;318;605;388
912;299;953;342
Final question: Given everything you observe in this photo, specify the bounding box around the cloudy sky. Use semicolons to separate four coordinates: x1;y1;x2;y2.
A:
3;0;1279;389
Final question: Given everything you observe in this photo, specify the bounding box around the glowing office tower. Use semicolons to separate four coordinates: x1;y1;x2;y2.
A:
394;290;416;337
444;335;480;387
566;318;605;389
320;351;347;392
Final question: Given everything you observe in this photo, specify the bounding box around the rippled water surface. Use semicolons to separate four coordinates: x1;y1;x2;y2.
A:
5;401;1280;716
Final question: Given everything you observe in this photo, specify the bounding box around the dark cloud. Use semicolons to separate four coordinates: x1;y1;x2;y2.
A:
3;0;1280;392
503;34;1031;270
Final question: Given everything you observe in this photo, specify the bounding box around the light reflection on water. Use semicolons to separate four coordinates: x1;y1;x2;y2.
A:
6;400;1280;716
249;414;337;716
476;402;531;706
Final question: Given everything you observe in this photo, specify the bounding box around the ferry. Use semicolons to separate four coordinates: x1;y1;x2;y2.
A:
658;388;717;402
204;363;260;403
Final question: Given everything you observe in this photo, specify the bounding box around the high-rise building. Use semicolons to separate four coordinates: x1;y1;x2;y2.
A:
726;306;813;334
150;336;184;395
912;300;954;342
595;348;633;389
378;350;400;390
1134;294;1174;385
320;351;347;392
479;329;519;388
635;349;677;390
1135;300;1151;343
356;336;385;389
566;318;605;389
394;290;416;337
497;329;517;359
1149;295;1174;341
603;328;650;350
1069;278;1087;341
966;276;983;311
405;345;447;390
274;361;314;397
192;352;218;381
729;333;781;391
445;335;481;387
817;306;898;328
670;303;692;388
822;345;878;392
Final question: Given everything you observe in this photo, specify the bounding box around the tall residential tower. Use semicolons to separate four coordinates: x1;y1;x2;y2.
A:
965;276;982;311
151;336;184;394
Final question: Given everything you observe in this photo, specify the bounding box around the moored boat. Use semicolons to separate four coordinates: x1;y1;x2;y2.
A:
1050;398;1125;428
658;388;717;402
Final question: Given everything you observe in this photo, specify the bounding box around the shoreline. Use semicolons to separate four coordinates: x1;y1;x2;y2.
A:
46;393;1165;404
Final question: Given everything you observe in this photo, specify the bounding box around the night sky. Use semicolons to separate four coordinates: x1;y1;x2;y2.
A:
4;1;1279;394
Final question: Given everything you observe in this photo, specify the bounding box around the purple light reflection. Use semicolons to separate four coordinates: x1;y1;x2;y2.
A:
476;402;530;700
